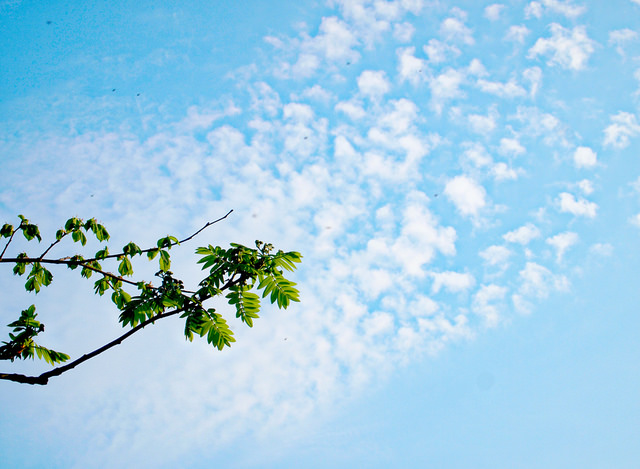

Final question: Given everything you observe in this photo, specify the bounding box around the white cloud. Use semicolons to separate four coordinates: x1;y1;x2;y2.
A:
518;262;570;298
293;53;322;78
603;112;640;148
472;284;507;327
467;58;488;77
297;84;334;103
479;245;512;271
468;107;499;134
440;9;474;45
393;22;415;42
429;68;466;114
523;66;542;98
444;175;487;217
512;293;533;314
431;271;475;294
525;1;543;18
577;179;594;195
491;162;520;180
528;24;596;70
283;102;315;122
557;192;598;217
608;28;638;56
484;4;505;21
546;231;579;262
250;82;282;117
357;70;391;98
511;106;568;146
423;39;461;64
314;16;359;61
335;99;366;120
505;25;530;44
462;142;492;167
503;223;541;245
499;137;526;156
632;176;640;196
476;78;527;98
526;0;586;18
573;146;597;168
630;213;640;228
397;47;427;85
589;243;613;256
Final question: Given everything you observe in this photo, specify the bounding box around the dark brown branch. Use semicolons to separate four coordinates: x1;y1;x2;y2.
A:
0;273;248;385
0;307;185;385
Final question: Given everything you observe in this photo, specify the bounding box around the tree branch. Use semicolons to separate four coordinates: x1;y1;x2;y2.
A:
0;307;186;385
0;210;233;266
0;270;248;386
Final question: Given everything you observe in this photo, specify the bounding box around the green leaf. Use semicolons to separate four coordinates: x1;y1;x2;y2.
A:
71;230;87;246
147;248;159;260
82;218;108;242
157;236;178;250
123;242;142;257
67;255;84;270
64;217;81;231
1;223;13;238
118;257;133;276
159;250;170;272
13;261;26;276
22;223;41;242
111;289;132;309
95;224;110;242
95;247;109;260
94;277;110;296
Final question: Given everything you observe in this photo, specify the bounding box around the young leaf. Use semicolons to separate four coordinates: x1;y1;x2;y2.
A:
1;223;13;238
95;247;109;260
71;230;87;246
159;250;170;272
118;257;133;276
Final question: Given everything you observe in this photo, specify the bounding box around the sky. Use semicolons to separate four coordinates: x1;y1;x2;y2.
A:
1;0;639;467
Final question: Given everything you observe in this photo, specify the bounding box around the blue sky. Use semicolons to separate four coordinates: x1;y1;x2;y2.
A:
1;0;639;467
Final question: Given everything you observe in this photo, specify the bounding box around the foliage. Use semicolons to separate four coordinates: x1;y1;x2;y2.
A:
0;212;301;385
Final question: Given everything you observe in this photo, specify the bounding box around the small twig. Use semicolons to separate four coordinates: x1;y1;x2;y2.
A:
0;229;17;260
78;210;234;263
178;209;234;244
37;233;68;261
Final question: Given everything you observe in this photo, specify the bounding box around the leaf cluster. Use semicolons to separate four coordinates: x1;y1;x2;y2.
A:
0;215;302;376
0;305;69;365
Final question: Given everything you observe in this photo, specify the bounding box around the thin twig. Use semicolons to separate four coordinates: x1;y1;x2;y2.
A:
0;229;17;260
37;233;68;261
75;210;234;263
